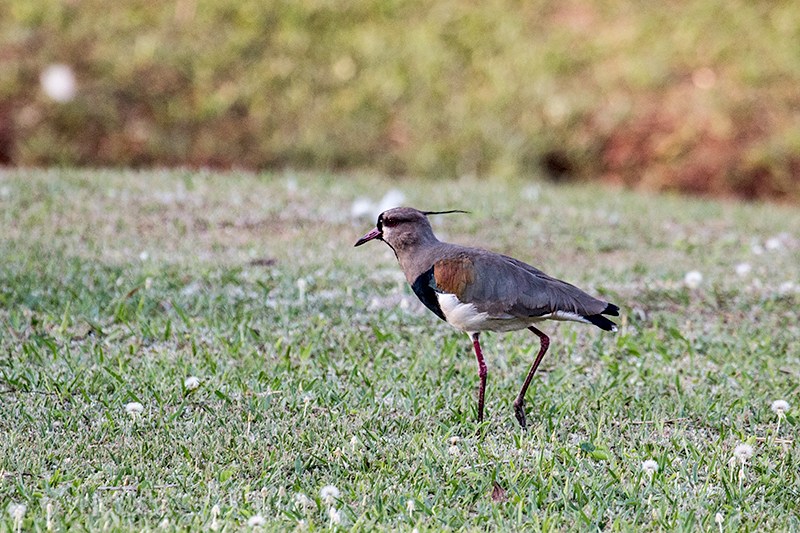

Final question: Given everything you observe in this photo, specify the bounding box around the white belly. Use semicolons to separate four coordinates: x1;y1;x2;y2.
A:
436;293;590;334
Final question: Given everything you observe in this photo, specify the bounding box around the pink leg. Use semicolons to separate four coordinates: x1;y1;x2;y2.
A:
513;326;550;428
471;332;488;422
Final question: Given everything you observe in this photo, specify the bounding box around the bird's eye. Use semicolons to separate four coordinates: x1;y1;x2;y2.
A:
383;219;398;228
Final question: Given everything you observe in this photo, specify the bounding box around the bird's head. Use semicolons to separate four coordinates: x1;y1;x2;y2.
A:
354;207;467;251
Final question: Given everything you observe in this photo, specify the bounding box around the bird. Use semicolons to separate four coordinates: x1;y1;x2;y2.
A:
355;206;619;427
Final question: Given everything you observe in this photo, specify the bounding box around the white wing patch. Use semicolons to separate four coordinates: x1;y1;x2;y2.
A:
437;293;493;333
542;310;592;324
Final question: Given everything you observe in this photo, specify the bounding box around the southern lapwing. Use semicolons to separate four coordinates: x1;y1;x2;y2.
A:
355;207;619;427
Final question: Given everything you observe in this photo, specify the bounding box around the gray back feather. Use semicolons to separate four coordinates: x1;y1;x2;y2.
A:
405;244;608;319
463;251;608;318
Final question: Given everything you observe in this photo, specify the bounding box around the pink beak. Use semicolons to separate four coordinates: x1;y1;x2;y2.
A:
354;227;382;246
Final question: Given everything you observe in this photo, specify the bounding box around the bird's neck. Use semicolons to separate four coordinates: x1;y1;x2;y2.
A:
395;236;444;284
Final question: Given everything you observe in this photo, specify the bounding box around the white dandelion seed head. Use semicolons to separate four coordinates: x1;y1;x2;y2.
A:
211;504;220;517
733;443;754;463
715;512;723;524
684;270;703;289
294;493;313;508
328;506;341;525
406;500;415;513
125;402;143;416
320;485;340;505
765;237;782;251
7;503;26;521
350;198;374;219
247;514;266;527
735;263;752;276
448;445;459;456
449;436;460;446
377;189;406;215
518;185;540;201
184;376;200;390
139;251;149;261
771;399;790;416
41;64;76;102
642;459;659;475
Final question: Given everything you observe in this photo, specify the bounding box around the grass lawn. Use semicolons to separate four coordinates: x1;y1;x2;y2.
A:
0;169;798;532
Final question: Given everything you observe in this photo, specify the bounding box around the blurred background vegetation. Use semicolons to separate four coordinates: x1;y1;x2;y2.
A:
1;0;800;200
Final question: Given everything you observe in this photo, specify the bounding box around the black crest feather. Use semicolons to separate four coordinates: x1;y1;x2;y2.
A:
421;209;470;216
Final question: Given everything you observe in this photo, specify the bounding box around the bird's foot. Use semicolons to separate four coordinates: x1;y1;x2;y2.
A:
513;400;527;428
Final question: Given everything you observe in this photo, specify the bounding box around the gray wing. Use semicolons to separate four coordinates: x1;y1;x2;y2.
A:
459;250;610;319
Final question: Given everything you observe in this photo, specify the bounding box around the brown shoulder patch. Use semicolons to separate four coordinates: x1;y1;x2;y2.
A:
433;257;475;298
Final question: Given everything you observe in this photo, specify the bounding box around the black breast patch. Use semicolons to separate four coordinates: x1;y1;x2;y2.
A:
411;267;446;322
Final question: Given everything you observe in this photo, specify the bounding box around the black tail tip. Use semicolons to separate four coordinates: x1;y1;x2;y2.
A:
603;303;620;316
585;314;618;332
